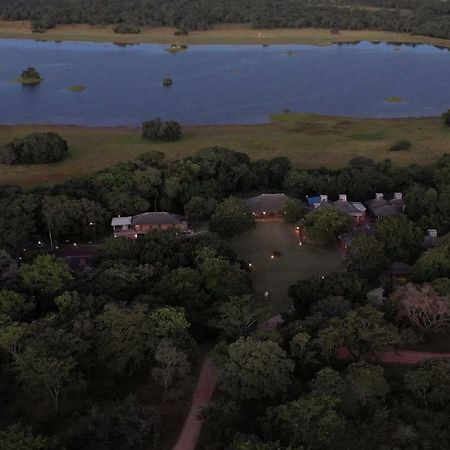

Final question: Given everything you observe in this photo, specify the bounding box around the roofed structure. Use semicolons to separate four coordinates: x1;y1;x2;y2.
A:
245;193;289;218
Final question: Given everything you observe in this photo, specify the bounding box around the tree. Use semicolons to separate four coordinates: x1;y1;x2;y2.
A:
142;118;181;142
19;67;42;85
289;272;366;318
413;243;450;283
16;350;78;412
69;395;160;450
0;250;17;280
0;322;28;360
263;394;345;449
209;197;254;238
219;337;294;400
1;132;68;165
404;358;450;407
0;290;34;322
391;283;450;330
442;109;450;127
345;362;389;407
283;198;306;223
310;367;346;399
305;207;352;246
19;255;73;295
0;424;53;450
375;215;423;264
317;305;402;361
151;340;191;392
184;196;218;221
209;295;266;340
345;235;388;282
96;303;156;374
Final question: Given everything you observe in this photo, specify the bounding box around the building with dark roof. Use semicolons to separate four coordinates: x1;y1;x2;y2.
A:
365;193;404;218
332;194;366;225
111;212;188;239
245;193;289;219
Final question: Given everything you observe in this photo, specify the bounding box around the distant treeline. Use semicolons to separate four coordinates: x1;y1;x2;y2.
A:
0;0;449;40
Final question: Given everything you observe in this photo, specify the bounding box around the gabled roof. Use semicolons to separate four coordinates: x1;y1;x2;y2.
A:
245;193;289;214
132;212;186;226
333;199;362;215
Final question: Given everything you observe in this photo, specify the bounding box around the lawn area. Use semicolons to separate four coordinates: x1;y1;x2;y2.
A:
1;114;449;187
230;220;343;314
1;22;450;48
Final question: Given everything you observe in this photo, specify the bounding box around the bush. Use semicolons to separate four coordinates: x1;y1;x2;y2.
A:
142;118;182;142
442;109;450;127
0;132;69;165
390;140;412;151
113;24;141;34
163;78;173;87
174;27;189;36
19;67;42;85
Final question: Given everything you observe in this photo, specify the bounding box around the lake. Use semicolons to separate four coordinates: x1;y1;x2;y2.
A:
0;39;449;126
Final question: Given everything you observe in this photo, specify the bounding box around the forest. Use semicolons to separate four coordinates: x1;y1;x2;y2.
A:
1;145;450;448
0;0;449;40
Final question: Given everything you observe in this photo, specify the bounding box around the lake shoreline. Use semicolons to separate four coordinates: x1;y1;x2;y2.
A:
1;22;450;48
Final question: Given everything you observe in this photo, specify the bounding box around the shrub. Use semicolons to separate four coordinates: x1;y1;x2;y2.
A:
163;78;173;87
142;118;182;142
113;24;141;34
19;67;42;85
390;140;412;151
442;109;450;126
0;132;68;165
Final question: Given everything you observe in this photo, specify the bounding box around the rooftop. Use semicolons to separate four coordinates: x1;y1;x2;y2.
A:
245;193;289;214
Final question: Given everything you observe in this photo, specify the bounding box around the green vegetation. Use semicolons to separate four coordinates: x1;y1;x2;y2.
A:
1;23;450;48
17;66;42;85
230;221;342;312
0;0;449;40
1;113;449;187
142;118;181;142
163;78;173;86
390;139;412;151
113;23;141;34
0;132;68;165
443;109;450;126
2;146;450;449
67;84;86;92
386;95;404;103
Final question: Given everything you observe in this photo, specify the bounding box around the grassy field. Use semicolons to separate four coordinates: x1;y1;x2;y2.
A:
230;220;343;313
0;114;448;187
1;22;450;48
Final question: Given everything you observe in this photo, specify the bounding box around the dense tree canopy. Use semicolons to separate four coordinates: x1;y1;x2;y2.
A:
0;0;449;39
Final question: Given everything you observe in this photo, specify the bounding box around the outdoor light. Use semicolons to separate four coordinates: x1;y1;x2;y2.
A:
89;222;94;226
248;263;252;267
299;241;302;246
271;255;274;259
73;243;77;246
321;276;325;279
114;234;117;238
134;234;138;238
296;226;300;230
37;241;42;245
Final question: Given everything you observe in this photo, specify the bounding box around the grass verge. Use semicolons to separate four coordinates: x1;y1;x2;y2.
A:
1;22;450;48
0;113;449;187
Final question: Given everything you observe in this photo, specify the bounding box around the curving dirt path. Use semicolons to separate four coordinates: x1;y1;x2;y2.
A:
172;357;217;450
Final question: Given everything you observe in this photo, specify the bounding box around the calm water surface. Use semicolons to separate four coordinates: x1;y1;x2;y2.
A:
0;39;449;126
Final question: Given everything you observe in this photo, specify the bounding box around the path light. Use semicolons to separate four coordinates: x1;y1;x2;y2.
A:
299;241;303;246
271;255;274;259
321;276;325;279
73;243;77;246
248;262;252;268
37;241;42;245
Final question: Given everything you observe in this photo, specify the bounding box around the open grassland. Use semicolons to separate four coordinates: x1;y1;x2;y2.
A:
230;221;343;313
0;114;449;187
1;22;450;48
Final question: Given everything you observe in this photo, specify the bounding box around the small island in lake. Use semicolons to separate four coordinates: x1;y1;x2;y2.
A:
163;78;173;87
67;85;86;92
386;95;404;103
17;67;43;85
